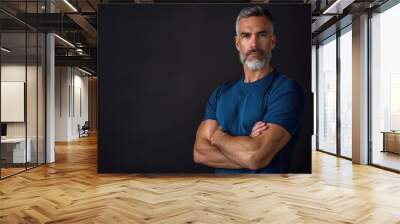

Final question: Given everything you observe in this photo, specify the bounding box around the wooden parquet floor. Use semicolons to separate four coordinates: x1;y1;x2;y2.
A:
1;134;400;223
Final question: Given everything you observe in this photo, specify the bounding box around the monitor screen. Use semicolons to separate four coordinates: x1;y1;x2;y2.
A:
1;123;7;137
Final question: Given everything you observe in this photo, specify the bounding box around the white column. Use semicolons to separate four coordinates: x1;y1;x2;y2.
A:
352;14;369;164
46;33;55;163
46;1;55;163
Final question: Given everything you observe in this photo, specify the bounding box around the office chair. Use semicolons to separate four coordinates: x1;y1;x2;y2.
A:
79;121;90;138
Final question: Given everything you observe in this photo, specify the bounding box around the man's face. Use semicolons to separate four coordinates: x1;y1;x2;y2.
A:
235;16;276;71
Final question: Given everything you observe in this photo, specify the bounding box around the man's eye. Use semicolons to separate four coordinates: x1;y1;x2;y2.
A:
241;34;250;38
259;33;268;37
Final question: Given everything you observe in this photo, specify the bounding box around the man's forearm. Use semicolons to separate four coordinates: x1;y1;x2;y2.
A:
194;138;243;169
211;131;258;169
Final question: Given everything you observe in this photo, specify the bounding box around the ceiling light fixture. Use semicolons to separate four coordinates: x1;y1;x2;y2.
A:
63;0;78;12
322;0;355;15
78;67;93;76
322;0;343;14
1;47;11;53
54;34;75;48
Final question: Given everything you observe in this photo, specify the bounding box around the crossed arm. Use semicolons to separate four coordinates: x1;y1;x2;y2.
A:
193;119;291;170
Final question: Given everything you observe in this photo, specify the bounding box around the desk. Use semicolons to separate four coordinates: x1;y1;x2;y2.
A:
381;131;400;154
1;138;31;163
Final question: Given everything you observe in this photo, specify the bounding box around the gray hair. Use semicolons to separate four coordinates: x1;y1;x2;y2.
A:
235;5;274;36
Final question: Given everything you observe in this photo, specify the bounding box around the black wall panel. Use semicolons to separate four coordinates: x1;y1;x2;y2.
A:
98;4;312;173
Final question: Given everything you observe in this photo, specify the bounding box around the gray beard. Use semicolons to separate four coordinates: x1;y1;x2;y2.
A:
240;51;272;72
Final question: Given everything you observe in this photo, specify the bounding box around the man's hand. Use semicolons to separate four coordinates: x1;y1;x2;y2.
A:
193;120;243;169
210;127;226;146
250;121;269;137
210;122;291;170
210;121;269;145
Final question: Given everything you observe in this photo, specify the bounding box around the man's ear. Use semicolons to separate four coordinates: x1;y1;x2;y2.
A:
271;34;277;50
234;35;240;51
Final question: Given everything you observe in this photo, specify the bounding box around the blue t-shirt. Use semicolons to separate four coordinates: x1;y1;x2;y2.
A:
202;69;305;173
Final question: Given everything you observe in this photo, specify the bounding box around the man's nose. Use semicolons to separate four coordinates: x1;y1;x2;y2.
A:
249;35;258;48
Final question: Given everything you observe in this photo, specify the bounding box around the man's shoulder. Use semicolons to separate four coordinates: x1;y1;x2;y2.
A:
213;79;240;95
272;72;303;93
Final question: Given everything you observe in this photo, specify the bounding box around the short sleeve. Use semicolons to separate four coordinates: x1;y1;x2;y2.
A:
202;85;224;121
262;79;305;135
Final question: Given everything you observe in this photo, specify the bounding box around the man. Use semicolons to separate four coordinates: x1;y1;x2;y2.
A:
193;5;305;173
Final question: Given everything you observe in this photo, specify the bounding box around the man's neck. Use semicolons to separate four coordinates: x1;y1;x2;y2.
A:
243;64;274;83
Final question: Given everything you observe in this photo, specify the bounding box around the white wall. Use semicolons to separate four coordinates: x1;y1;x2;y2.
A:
1;66;26;137
55;66;89;141
1;63;46;164
55;66;70;141
1;64;40;138
72;72;89;138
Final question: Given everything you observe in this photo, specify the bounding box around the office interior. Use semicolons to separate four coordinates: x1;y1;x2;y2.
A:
0;0;97;179
0;0;399;222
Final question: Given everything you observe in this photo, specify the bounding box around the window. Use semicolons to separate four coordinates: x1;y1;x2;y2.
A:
370;2;400;171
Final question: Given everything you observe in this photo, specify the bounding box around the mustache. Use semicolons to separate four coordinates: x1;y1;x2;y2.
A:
246;48;266;56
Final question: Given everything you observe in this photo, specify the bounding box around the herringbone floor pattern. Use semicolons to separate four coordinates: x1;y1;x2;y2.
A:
1;134;400;223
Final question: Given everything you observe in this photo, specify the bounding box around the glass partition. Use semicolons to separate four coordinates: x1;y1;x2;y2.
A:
1;31;28;177
317;35;337;155
0;1;46;179
27;30;38;170
38;32;45;165
339;27;352;158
